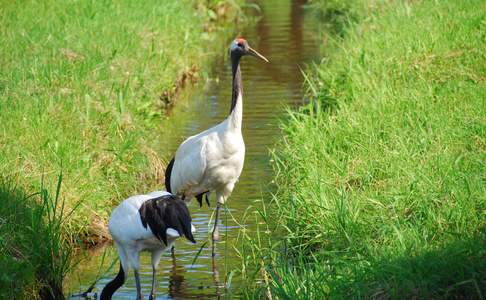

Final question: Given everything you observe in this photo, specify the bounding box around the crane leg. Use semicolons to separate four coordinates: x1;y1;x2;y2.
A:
149;250;162;300
211;202;222;256
134;269;143;300
212;253;221;291
149;265;157;300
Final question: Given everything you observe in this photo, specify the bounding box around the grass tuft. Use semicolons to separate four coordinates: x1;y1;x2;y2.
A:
0;173;76;299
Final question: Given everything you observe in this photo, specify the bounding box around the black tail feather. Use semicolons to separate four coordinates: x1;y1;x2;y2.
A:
196;193;203;207
174;200;196;244
195;191;210;208
139;195;196;245
205;193;210;207
165;158;175;193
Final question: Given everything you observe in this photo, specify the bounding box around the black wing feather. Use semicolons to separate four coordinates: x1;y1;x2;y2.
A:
164;158;175;193
163;198;195;243
139;194;195;245
139;198;169;245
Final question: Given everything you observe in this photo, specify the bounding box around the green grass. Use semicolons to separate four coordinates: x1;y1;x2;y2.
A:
238;0;486;298
0;0;243;242
0;1;244;297
0;174;76;299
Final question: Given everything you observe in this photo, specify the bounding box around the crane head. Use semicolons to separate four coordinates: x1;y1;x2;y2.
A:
230;38;268;62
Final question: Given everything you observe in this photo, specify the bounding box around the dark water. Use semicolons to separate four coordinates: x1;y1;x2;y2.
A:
68;0;319;298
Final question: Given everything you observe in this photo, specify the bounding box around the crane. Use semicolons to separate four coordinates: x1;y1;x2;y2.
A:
100;191;196;300
165;38;268;254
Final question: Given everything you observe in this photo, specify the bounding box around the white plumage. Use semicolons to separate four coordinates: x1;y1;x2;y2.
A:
169;94;245;205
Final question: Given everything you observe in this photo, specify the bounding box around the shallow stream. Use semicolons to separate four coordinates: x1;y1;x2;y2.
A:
69;1;319;298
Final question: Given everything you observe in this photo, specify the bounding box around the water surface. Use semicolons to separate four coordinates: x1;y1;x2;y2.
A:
69;1;319;298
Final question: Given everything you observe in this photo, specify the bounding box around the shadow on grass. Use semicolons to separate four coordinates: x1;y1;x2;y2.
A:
268;234;486;299
341;234;486;299
0;175;76;299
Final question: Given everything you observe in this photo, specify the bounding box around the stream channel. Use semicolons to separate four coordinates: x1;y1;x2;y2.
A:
69;0;319;298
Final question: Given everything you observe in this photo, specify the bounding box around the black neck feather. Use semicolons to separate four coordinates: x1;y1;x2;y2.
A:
100;262;125;300
229;53;242;114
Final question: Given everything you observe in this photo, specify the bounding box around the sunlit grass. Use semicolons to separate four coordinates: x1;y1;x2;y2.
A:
0;0;243;242
0;1;244;298
238;0;486;298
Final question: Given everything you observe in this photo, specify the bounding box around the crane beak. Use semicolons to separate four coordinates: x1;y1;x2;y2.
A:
248;47;269;63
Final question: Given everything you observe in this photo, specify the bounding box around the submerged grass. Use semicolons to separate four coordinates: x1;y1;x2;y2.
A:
238;0;486;298
0;0;244;243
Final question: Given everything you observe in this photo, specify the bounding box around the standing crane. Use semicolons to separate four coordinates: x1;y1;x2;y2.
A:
165;38;268;254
